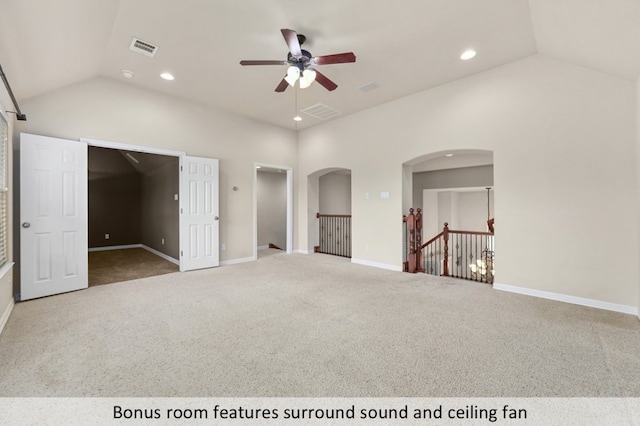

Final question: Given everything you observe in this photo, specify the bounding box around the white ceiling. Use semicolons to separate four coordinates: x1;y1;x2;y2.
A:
0;0;638;131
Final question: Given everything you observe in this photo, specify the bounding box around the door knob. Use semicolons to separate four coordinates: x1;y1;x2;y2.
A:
214;216;219;221
22;222;31;228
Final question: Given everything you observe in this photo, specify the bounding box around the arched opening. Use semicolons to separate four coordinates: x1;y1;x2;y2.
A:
402;149;495;282
307;168;352;257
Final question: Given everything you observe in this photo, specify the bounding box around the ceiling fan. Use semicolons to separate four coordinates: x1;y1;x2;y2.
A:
240;29;356;92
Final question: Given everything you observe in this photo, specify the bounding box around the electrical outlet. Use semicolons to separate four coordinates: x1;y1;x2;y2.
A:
105;234;109;240
161;238;165;245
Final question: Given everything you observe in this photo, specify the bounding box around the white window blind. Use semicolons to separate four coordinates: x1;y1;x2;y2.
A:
0;112;7;266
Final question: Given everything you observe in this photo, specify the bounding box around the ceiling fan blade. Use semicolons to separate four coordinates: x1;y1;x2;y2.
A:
281;29;302;57
240;60;287;66
275;78;289;92
312;52;356;65
314;70;338;91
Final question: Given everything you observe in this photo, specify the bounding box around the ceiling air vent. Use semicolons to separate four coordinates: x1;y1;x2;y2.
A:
301;103;342;120
129;37;158;57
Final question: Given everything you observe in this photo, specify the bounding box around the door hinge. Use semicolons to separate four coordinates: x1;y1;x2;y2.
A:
180;208;183;214
180;165;183;172
180;251;183;257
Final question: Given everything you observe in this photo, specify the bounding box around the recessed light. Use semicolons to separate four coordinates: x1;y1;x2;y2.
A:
121;70;134;79
445;153;454;157
460;50;477;60
293;116;302;122
160;72;175;81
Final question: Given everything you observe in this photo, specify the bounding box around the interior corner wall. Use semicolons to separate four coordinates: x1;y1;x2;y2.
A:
141;160;179;259
89;173;142;248
297;54;639;307
14;77;298;263
319;172;351;214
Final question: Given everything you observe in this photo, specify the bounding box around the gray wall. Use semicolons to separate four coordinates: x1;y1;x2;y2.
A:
412;165;493;210
88;147;142;248
88;146;179;259
257;170;286;249
141;160;179;259
319;172;351;214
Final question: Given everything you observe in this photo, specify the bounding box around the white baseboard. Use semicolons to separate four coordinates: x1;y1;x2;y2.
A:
88;244;141;252
0;297;14;336
89;244;180;266
257;245;269;251
294;249;309;254
141;245;179;266
220;256;255;266
351;258;402;272
493;282;638;316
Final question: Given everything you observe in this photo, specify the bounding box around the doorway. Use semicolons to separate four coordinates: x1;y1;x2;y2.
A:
18;133;220;301
87;146;179;286
253;162;293;260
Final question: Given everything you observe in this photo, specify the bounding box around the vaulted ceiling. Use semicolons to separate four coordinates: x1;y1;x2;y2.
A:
0;0;638;130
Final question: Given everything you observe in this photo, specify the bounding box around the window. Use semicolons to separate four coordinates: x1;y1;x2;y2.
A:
0;111;8;266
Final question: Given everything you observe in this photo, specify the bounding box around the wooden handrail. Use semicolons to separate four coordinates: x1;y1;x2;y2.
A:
448;229;493;236
420;231;444;251
413;219;495;281
317;212;352;218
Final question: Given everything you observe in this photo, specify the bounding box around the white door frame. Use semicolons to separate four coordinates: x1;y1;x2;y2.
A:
80;138;185;158
253;162;293;259
80;137;187;265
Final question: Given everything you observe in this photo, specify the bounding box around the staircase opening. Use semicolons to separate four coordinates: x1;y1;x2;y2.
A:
402;149;494;282
310;168;352;258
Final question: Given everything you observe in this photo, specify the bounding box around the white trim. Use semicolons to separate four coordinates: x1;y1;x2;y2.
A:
220;256;255;266
0;261;14;281
88;244;142;252
351;258;403;272
493;282;639;316
294;249;310;255
0;297;14;335
80;137;185;157
141;245;180;266
257;245;269;251
0;262;14;335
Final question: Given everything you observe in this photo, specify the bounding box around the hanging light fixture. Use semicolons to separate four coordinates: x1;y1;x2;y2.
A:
284;66;300;87
284;65;316;89
298;69;317;89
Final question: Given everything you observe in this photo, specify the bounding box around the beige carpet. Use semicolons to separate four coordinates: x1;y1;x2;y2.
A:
88;247;179;286
0;252;639;397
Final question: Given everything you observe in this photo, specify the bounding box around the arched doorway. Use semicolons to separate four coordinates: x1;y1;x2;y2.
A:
307;168;352;257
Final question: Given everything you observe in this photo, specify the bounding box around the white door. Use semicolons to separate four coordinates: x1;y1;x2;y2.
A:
180;156;219;271
20;133;88;300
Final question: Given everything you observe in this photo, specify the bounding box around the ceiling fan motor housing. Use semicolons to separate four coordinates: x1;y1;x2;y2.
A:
287;49;313;69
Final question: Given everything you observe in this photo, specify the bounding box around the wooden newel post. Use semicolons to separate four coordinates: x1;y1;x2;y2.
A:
442;222;449;276
415;208;423;272
406;208;416;273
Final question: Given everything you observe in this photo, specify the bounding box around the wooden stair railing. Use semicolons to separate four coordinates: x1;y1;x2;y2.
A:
404;211;495;284
315;212;352;258
402;208;422;272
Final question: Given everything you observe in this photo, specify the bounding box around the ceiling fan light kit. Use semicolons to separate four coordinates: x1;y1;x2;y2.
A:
240;28;356;92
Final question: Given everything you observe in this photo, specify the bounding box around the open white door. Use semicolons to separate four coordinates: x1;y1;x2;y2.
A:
20;133;88;300
180;156;219;271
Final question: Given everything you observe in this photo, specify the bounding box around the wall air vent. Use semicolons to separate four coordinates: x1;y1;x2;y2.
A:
301;103;342;120
129;37;158;57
